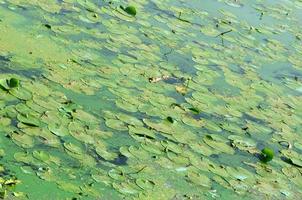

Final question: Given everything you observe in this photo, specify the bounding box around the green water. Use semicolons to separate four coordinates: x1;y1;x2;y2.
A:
0;0;302;199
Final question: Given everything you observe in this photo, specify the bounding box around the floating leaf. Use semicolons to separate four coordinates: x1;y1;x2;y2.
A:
11;132;34;148
121;6;137;16
105;119;128;131
108;168;125;181
95;146;118;161
161;140;183;154
63;142;84;155
175;85;188;95
9;87;32;100
187;171;211;188
7;78;20;88
203;134;235;154
17;113;41;127
32;150;50;162
135;178;155;190
112;182;140;195
260;147;274;163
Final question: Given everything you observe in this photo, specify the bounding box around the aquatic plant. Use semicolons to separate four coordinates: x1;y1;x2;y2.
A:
260;147;274;163
0;0;301;199
7;78;20;88
121;6;137;16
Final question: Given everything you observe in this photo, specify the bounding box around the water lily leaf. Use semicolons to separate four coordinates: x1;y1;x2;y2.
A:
172;130;198;144
33;96;61;110
108;168;125;181
21;166;35;175
9;87;32;100
86;129;113;139
68;121;95;144
226;167;252;181
95;146;118;161
291;158;302;168
166;152;190;165
37;169;57;182
260;147;274;163
32;150;50;162
208;162;229;178
116;113;144;127
91;170;112;185
294;142;302;151
187;171;211;188
161;140;183;154
119;145;134;157
48;123;69;137
228;135;256;152
141;141;164;155
204;121;222;132
2;105;18;118
203;135;234;154
72;109;98;125
143;119;172;134
0;78;10;91
182;115;204;128
41;111;62;124
57;181;81;193
80;183;101;198
105;119;128;131
14;152;34;164
190;142;214;156
112;182;140;195
0;117;11;127
15;103;32;115
11;132;34;148
212;175;231;190
129;126;156;140
63;142;84;155
4;179;21;186
122;6;137;17
281;166;300;178
7;78;20;88
17;113;41;127
135;178;155;190
115;99;138;112
128;146;151;160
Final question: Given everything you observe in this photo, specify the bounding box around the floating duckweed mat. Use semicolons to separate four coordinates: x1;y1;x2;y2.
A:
0;0;302;199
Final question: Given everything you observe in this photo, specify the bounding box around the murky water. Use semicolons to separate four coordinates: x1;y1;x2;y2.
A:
0;0;302;199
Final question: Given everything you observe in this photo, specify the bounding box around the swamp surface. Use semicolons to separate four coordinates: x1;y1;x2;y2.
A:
0;0;302;199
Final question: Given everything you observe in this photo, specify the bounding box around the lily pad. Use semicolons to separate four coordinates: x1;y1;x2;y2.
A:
135;178;155;190
121;6;137;17
203;134;235;154
187;171;211;188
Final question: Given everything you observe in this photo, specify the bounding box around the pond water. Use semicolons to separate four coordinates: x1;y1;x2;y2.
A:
0;0;302;199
